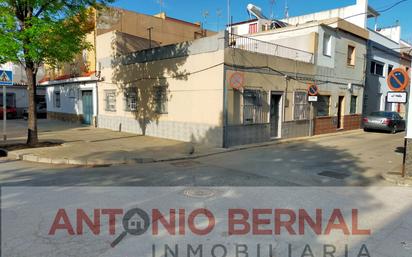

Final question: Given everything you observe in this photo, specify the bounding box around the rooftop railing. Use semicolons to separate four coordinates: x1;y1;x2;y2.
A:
228;33;315;64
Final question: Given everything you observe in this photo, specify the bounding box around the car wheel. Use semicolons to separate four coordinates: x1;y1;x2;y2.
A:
391;125;397;134
363;128;369;132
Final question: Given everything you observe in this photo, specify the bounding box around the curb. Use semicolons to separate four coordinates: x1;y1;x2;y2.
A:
381;171;412;187
8;129;365;167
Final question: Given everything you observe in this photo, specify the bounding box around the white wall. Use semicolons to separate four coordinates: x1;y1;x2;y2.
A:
281;0;368;29
377;26;401;43
365;30;402;114
46;82;97;116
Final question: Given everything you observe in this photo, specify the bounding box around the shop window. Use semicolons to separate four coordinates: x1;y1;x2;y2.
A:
243;89;266;124
347;45;356;66
370;61;384;76
350;95;357;114
124;88;138;112
323;34;332;56
154;87;168;114
54;91;61;108
105;90;116;112
293;92;309;120
316;95;330;117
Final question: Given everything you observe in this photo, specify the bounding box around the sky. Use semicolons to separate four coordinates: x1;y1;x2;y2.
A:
112;0;412;41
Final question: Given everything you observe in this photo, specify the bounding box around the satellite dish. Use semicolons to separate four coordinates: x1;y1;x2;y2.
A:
247;4;267;20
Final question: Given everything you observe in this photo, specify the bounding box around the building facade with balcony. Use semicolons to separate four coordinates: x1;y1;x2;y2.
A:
95;29;366;147
228;16;368;135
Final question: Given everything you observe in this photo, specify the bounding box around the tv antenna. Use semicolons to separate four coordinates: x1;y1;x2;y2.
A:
269;0;276;19
284;0;289;18
202;10;210;26
216;8;222;31
157;0;164;13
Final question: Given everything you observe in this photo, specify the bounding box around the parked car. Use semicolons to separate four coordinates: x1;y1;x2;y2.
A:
363;111;405;134
23;102;47;119
0;106;17;119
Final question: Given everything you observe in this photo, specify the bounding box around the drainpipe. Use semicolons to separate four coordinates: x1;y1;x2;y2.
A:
222;64;228;148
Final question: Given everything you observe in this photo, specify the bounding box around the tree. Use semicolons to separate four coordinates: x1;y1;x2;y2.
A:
0;0;113;146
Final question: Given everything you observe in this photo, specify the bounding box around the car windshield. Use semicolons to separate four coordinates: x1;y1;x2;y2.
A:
370;112;393;118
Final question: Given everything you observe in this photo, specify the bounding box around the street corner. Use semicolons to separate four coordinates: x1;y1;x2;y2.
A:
381;169;412;187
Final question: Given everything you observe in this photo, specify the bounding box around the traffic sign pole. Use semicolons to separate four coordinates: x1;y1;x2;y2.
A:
3;85;6;141
403;69;412;177
1;68;13;141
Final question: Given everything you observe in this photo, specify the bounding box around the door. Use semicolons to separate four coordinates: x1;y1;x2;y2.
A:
337;96;344;129
82;91;93;125
270;93;282;138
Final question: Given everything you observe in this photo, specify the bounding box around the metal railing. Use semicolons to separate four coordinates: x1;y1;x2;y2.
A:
228;33;315;64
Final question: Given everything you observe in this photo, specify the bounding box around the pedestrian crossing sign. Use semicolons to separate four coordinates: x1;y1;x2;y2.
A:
0;70;13;86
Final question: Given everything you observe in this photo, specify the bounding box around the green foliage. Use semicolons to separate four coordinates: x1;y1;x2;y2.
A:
0;0;114;68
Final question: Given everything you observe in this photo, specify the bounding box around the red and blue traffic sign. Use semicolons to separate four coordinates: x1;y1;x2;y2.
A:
307;84;319;96
387;68;409;92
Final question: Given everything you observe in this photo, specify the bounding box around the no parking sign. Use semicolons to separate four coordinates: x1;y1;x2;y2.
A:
387;68;409;92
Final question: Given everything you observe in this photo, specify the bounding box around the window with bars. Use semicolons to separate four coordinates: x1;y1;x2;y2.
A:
294;92;309;120
350;95;357;114
54;91;61;108
124;88;138;112
316;95;330;117
105;90;116;112
154;87;168;114
243;89;266;124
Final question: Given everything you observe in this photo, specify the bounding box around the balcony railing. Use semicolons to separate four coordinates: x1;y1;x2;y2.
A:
228;33;315;64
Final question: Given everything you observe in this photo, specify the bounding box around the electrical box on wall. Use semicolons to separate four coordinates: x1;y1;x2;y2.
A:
347;83;353;92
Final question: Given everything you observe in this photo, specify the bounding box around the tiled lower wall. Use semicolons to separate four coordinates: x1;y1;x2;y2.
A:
406;139;412;177
97;115;223;147
314;115;361;135
282;120;311;139
226;124;271;147
225;120;311;147
47;112;83;124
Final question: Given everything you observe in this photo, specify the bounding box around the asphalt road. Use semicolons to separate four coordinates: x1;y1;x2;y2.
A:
0;130;405;186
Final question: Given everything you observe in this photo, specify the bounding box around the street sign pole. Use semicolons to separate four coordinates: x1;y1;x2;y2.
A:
307;83;319;137
1;68;13;141
309;102;314;136
3;85;6;141
403;70;412;178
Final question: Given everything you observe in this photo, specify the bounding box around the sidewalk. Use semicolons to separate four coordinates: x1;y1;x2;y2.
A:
5;120;226;166
5;120;367;166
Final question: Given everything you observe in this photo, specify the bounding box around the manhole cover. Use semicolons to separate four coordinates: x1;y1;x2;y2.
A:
182;188;216;198
170;160;199;168
77;128;91;131
318;171;350;180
